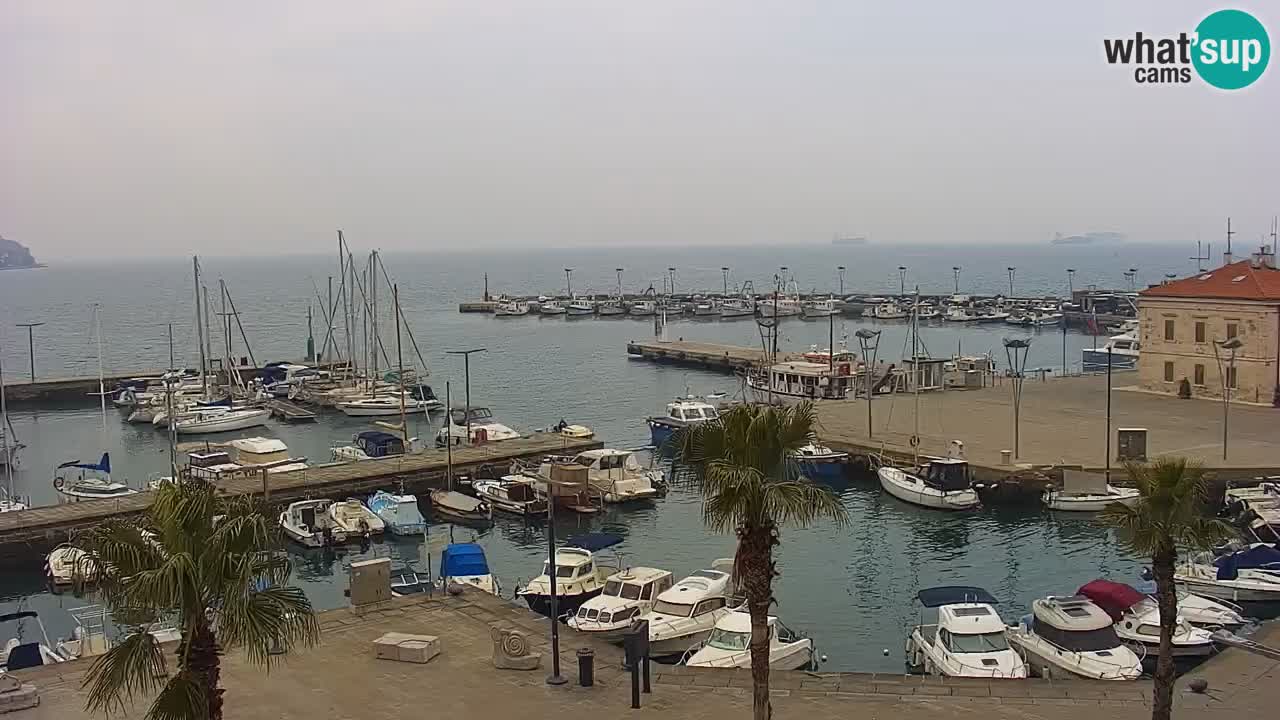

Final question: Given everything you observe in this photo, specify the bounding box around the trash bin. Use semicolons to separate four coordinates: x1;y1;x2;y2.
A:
577;647;594;687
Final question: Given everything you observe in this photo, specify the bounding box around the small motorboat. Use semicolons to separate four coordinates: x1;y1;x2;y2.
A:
539;301;568;315
174;407;270;434
637;563;738;659
279;499;348;548
518;533;621;619
441;543;499;595
1043;472;1140;511
646;397;721;449
473;476;547;518
538;449;663;503
1082;333;1140;371
327;498;386;537
905;586;1026;678
1175;545;1280;602
366;490;426;535
2;610;69;671
878;458;980;510
435;407;522;447
429;489;491;524
332;430;408;462
792;443;849;482
566;298;596;316
1007;595;1143;681
1077;579;1216;657
628;300;657;316
494;301;530;317
53;453;137;503
685;611;815;670
597;300;626;316
691;300;720;317
45;544;98;589
568;567;674;643
389;563;434;596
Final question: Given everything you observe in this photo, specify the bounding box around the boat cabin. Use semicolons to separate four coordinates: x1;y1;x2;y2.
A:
570;449;642;475
662;400;719;424
1030;596;1123;651
903;356;947;392
228;437;291;466
649;570;733;618
355;431;405;458
921;459;972;491
759;360;856;400
451;407;496;427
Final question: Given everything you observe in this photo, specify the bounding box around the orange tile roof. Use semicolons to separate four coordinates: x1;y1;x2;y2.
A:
1140;260;1280;301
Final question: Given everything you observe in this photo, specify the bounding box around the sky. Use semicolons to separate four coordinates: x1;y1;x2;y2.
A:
1;1;1276;260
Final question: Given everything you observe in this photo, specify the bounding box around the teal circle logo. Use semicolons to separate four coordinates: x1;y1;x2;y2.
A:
1192;9;1270;90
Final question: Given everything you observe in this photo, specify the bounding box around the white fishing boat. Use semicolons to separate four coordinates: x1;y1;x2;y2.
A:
1082;334;1140;371
646;396;721;447
174;407;270;434
628;299;658;316
53;453;137;502
366;490;426;535
1174;545;1280;602
597;299;626;316
878;458;980;510
944;306;979;322
873;301;909;319
517;533;621;618
638;563;739;659
435;407;521;446
279;499;348;548
1043;472;1140;511
473;476;547;517
801;299;838;318
568;567;674;642
44;544;98;588
1077;579;1216;657
1007;596;1143;681
567;298;596;316
915;303;941;320
719;298;756;319
691;299;720;317
494;300;530;316
905;586;1026;678
326;498;385;537
337;395;432;417
685;611;815;670
539;301;568;315
441;543;499;595
539;449;663;503
1171;590;1247;629
746;359;857;404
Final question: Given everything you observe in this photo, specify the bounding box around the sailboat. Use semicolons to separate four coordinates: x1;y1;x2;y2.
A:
876;297;979;510
0;353;26;512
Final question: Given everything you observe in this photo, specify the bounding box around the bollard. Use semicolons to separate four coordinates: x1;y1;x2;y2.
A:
1000;449;1012;465
577;648;594;687
630;660;640;709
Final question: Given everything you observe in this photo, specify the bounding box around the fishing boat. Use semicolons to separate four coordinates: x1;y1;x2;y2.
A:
944;306;979;322
1007;596;1144;680
494;300;530;316
174;407;270;434
645;397;721;448
1082;334;1140;371
1077;579;1216;657
628;299;657;316
332;430;407;462
435;407;522;447
326;498;385;537
538;449;663;503
53;453;137;502
905;586;1026;678
279;499;348;547
366;490;426;535
915;303;941;320
337;395;432;417
801;299;839;318
568;567;674;642
518;533;622;618
638;564;739;659
1043;472;1140;511
1174;545;1280;602
597;299;626;316
685;611;815;670
539;300;567;315
566;298;596;316
691;299;720;317
429;489;491;524
792;443;849;482
473;476;547;517
441;543;499;595
746;359;857;404
873;301;909;319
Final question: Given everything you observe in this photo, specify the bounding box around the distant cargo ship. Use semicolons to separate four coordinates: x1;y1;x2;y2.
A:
831;236;868;246
1050;231;1124;246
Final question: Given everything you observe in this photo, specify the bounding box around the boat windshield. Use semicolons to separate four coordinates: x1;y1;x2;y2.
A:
946;631;1010;653
542;562;578;578
652;600;694;617
603;580;622;596
706;627;750;651
620;583;642;600
1031;619;1122;652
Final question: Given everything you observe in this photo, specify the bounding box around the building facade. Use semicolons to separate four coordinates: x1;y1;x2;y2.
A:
1136;254;1280;406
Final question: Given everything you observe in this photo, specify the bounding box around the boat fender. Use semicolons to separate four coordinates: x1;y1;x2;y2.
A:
53;476;65;490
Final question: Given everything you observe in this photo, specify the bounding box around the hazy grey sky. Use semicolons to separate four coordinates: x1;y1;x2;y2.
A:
2;1;1276;260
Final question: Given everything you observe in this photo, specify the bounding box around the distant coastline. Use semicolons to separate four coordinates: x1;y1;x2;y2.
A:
831;236;868;246
1050;231;1125;246
0;234;42;270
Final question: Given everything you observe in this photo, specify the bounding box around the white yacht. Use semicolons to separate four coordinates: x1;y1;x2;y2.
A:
1174;545;1280;602
53;454;137;502
473;476;547;518
494;300;530;316
568;567;674;642
1077;579;1216;657
746;360;857;404
45;544;98;588
638;564;738;659
878;458;980;510
539;449;663;503
326;498;385;537
365;490;426;535
646;397;721;448
441;543;499;596
435;407;521;447
337;396;433;417
1007;596;1143;681
905;586;1026;678
174;407;270;434
1082;333;1140;371
685;612;814;670
279;499;349;547
517;533;621;618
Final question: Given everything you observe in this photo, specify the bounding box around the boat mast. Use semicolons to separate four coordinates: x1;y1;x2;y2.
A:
370;250;379;387
193;257;207;399
166;324;177;477
394;284;408;447
93;303;110;480
0;350;15;503
445;381;453;492
911;291;920;466
202;285;214;394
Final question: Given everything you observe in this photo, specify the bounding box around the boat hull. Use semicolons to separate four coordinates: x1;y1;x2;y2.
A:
1043;488;1139;511
797;457;848;482
175;409;270;434
338;403;428;417
1174;575;1280;603
522;589;601;620
1009;636;1141;681
878;467;979;510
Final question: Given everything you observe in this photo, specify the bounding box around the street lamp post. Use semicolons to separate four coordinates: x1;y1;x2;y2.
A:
564;268;573;299
446;348;487;443
1006;267;1016;297
952;266;961;294
667;267;676;296
544;483;566;686
837;266;846;296
855;329;881;438
1066;268;1076;297
15;322;44;383
615;268;624;298
721;267;730;296
1003;337;1031;460
1124;268;1138;292
898;266;907;297
1214;337;1244;461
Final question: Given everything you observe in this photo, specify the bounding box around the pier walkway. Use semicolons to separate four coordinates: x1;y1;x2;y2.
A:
627;339;797;372
0;433;599;559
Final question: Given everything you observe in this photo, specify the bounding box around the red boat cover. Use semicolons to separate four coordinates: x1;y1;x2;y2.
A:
1077;579;1144;621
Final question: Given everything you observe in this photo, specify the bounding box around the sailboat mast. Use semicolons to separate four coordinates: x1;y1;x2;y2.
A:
166;326;177;477
202;285;213;394
394;284;408;446
94;304;109;479
370;251;379;383
445;381;453;492
0;351;15;501
912;294;920;466
193;257;207;398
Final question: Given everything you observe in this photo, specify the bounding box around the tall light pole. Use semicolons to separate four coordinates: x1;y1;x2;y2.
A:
667;267;677;296
446;348;486;443
897;266;907;297
1066;268;1076;297
837;266;846;297
952;266;961;294
1003;337;1031;460
564;268;573;299
15;322;43;383
1214;337;1244;461
1006;267;1016;297
615;268;624;298
1124;268;1138;292
855;329;881;438
721;267;730;296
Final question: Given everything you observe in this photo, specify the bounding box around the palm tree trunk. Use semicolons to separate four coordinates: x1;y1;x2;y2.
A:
184;620;224;720
739;524;776;720
1151;547;1177;720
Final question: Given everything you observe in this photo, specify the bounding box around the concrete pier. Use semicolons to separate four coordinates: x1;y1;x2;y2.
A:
626;339;798;373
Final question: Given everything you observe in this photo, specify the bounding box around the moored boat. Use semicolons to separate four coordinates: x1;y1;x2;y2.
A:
517;533;621;619
905;586;1026;678
1007;595;1143;680
878;458;980;510
685;611;815;670
567;567;674;642
366;490;426;535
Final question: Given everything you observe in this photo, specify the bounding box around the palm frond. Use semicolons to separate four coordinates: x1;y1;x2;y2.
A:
217;584;320;666
1102;457;1236;559
143;674;207;720
82;630;168;715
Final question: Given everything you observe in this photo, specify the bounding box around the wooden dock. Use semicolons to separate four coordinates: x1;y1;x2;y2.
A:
0;433;600;561
626;339;797;372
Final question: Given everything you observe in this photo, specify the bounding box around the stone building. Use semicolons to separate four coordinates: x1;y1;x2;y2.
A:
1137;249;1280;405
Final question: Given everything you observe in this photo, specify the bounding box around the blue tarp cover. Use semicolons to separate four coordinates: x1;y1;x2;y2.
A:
1215;544;1280;576
563;533;623;552
916;586;999;607
441;544;490;577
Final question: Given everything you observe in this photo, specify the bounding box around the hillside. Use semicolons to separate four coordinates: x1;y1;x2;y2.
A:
0;235;39;269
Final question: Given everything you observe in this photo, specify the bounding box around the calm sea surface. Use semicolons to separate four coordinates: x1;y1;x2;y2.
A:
0;244;1199;670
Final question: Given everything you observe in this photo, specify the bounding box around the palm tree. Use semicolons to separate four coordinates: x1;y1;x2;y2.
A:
75;479;320;720
674;402;846;720
1100;458;1233;720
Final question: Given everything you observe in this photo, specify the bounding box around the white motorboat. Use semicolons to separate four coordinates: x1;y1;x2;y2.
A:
801;299;838;318
568;567;674;642
1043;472;1140;511
435;406;522;447
638;564;738;659
226;437;308;472
685;611;815;670
327;498;385;537
337;396;432;417
566;298;596;316
174;407;270;434
2;610;69;671
1082;333;1140;371
53;453;138;502
473;476;547;518
429;489;491;524
1077;579;1216;657
539;301;568;315
628;299;658;316
690;300;719;317
494;301;530;316
1174;545;1280;602
719;298;755;319
45;544;98;588
389;563;433;597
944;306;979;322
878;458;980;510
1007;596;1144;681
279;499;349;547
905;586;1026;678
517;533;621;618
915;304;941;320
441;543;499;595
1173;590;1247;629
873;301;909;320
331;430;407;462
747;359;857;404
646;397;721;447
597;299;626;316
1029;311;1063;327
539;449;663;503
366;490;426;535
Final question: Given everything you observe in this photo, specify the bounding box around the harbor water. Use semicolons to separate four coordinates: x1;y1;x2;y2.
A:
0;244;1198;670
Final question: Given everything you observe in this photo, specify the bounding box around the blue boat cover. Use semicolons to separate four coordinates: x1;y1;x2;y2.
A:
356;431;404;457
1215;544;1280;580
564;533;623;552
441;544;490;577
57;452;111;474
915;586;999;607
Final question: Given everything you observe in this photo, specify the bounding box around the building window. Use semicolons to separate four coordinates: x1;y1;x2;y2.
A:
1194;321;1206;343
1164;319;1175;341
1226;322;1238;339
1227;366;1238;389
1163;362;1174;382
1194;364;1205;386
